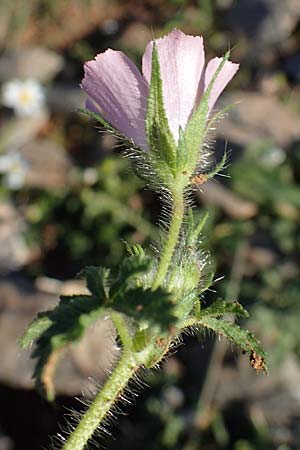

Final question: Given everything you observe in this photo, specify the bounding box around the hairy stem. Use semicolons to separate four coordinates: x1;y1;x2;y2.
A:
152;186;185;290
61;350;139;450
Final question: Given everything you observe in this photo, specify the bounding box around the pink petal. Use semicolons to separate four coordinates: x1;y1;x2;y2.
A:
142;29;205;142
81;49;149;150
204;57;239;115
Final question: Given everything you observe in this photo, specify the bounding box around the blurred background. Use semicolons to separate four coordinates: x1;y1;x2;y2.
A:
0;1;300;449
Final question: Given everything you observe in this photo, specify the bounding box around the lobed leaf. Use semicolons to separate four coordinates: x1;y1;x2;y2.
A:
20;314;53;349
110;253;153;298
80;266;110;299
198;316;268;373
119;286;176;331
22;294;106;400
201;298;249;319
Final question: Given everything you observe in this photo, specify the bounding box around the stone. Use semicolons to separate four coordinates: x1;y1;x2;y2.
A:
215;355;300;447
0;202;31;272
217;91;300;148
0;47;64;83
47;85;85;112
120;22;152;52
0;274;119;396
0;112;49;153
21;138;72;189
200;181;258;219
225;0;300;50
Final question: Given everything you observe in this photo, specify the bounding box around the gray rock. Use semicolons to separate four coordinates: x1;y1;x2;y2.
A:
225;0;300;49
0;275;119;396
0;434;13;450
200;181;258;219
0;111;49;153
0;47;64;82
216;354;300;447
21;138;72;189
217;91;300;148
0;202;31;272
47;84;85;113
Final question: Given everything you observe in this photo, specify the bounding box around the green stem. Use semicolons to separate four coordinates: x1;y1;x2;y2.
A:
61;350;139;450
110;310;134;350
152;186;185;290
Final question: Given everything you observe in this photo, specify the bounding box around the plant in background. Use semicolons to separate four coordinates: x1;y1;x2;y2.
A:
1;78;45;116
20;29;267;450
0;148;29;189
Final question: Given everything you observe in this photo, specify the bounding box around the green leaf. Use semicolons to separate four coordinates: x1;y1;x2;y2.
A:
201;298;249;319
20;314;52;349
145;43;177;177
125;243;146;257
80;266;110;299
198;317;268;373
110;253;153;298
119;287;176;331
23;294;105;400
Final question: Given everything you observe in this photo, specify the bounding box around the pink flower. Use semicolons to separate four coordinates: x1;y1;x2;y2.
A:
81;29;239;150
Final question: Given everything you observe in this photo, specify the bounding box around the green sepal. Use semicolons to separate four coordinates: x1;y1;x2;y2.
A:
176;127;189;173
145;43;177;180
181;52;230;176
79;108;138;150
78;108;120;135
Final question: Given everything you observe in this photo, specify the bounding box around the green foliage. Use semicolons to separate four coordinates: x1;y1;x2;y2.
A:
120;287;175;329
20;252;177;400
20;294;105;400
80;266;110;299
19;314;52;348
201;298;249;319
197;316;268;373
180;294;268;374
20;203;267;402
231;143;300;208
110;252;152;297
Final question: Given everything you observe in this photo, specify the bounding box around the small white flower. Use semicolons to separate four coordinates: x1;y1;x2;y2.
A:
1;79;45;116
260;146;286;168
0;150;29;189
83;167;98;186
